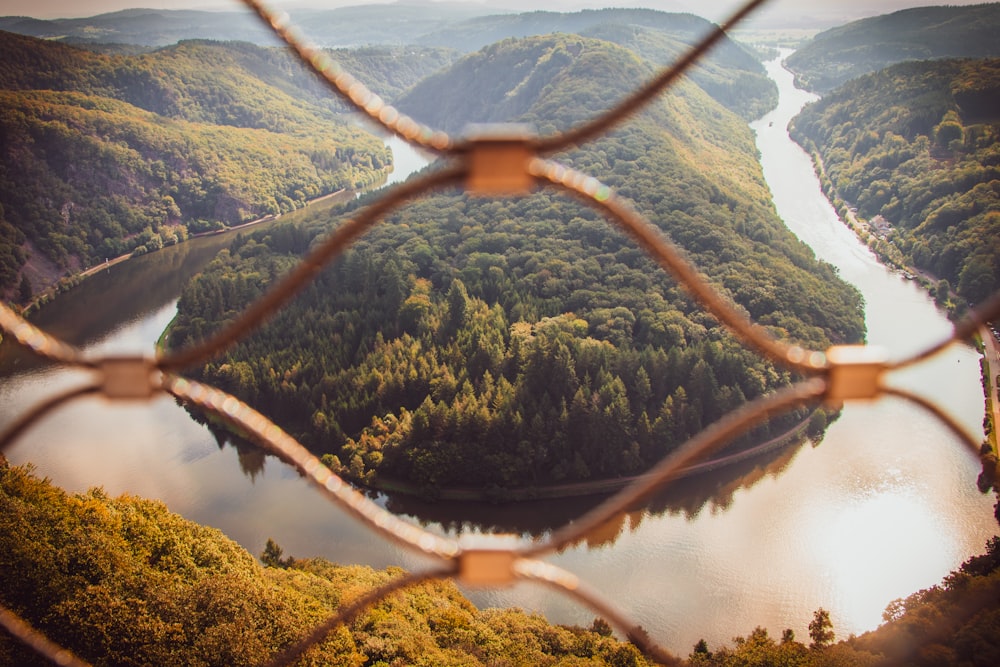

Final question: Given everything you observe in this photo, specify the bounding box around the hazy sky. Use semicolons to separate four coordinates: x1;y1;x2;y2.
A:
0;0;989;28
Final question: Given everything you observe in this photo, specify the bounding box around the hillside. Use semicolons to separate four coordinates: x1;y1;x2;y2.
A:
579;22;774;120
0;4;499;48
789;58;1000;305
0;459;654;666
0;33;460;299
0;6;774;123
4;455;998;666
168;34;863;498
413;8;775;120
786;3;1000;94
0;30;456;123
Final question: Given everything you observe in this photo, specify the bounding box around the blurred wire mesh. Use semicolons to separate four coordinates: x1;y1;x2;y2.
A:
2;0;999;664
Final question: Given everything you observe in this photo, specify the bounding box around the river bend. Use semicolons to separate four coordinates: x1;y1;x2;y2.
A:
0;57;995;653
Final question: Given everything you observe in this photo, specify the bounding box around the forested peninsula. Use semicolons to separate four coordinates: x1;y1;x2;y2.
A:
167;34;864;499
789;58;1000;306
0;32;455;301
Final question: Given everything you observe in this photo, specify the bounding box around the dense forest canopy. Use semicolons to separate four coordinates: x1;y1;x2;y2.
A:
0;6;775;122
3;454;999;665
0;32;461;299
168;34;864;498
786;3;1000;94
0;4;777;301
407;8;776;120
790;58;1000;304
0;460;655;666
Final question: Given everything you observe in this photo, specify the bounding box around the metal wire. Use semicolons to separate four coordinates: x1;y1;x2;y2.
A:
531;0;770;154
163;374;461;561
263;566;457;667
1;0;997;665
514;559;684;667
0;304;92;368
889;290;1000;371
0;382;102;454
880;386;984;457
241;0;454;152
157;165;467;372
529;157;828;374
523;378;828;559
0;604;89;667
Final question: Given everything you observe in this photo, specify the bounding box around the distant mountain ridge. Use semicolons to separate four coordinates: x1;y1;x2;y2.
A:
786;3;1000;93
414;8;775;120
0;5;508;48
418;8;740;53
0;5;772;118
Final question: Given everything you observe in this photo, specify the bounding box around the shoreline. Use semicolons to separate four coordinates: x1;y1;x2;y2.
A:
979;325;1000;466
802;147;964;310
16;183;366;319
337;413;816;503
802;144;999;467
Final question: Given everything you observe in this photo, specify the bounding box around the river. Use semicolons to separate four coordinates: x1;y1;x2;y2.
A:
1;55;997;655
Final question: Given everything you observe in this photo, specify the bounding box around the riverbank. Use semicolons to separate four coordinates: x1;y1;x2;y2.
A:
799;144;1000;463
357;414;816;502
14;182;368;320
800;147;970;316
979;326;1000;464
807;151;905;268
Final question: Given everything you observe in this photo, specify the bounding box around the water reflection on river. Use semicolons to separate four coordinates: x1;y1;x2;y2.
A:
1;56;996;655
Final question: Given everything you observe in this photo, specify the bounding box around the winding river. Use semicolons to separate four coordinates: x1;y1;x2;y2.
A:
1;56;996;654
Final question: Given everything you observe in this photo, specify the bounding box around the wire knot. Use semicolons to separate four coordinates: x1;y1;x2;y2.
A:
457;535;521;587
462;124;537;195
824;345;888;403
98;356;161;400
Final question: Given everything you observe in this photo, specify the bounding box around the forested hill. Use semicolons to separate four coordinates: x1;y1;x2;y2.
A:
0;32;456;119
169;34;864;498
577;22;773;120
786;3;1000;94
0;4;499;48
414;8;775;120
4;459;999;665
790;58;1000;305
0;32;454;300
0;460;654;666
0;6;774;123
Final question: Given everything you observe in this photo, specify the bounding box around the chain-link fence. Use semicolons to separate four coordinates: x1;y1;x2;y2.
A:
2;0;999;664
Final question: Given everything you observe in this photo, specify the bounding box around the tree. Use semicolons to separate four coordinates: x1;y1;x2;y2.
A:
260;538;292;568
935;278;951;305
935;114;963;148
17;274;31;304
809;607;835;649
590;617;613;637
444;278;469;335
